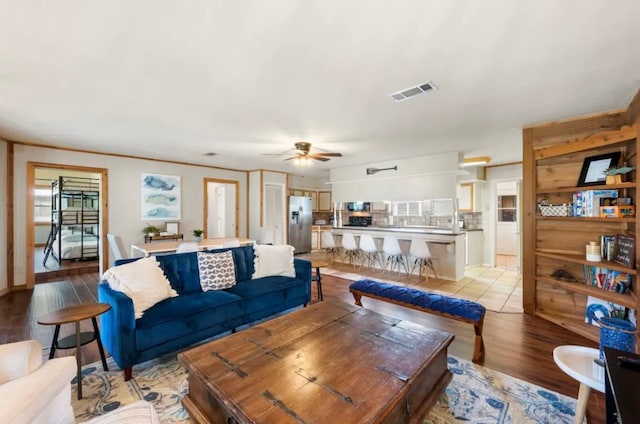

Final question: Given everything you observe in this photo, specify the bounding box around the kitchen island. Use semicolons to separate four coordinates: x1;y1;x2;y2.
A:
331;226;466;281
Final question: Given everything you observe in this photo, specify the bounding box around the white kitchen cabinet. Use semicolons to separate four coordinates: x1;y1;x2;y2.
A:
312;230;319;250
465;230;484;266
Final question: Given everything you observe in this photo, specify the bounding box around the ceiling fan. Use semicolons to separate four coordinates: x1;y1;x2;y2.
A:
267;142;343;162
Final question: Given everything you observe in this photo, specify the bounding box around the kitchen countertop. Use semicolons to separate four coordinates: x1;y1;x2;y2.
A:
332;226;464;235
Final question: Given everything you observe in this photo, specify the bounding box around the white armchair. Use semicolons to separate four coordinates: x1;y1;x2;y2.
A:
0;340;76;424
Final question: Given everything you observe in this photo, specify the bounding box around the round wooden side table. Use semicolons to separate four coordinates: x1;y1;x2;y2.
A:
38;303;111;399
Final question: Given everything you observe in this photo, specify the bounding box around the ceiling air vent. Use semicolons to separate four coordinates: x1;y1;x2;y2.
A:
389;81;437;102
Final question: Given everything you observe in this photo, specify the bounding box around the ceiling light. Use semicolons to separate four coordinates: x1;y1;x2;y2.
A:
389;81;437;102
461;156;491;167
294;156;312;167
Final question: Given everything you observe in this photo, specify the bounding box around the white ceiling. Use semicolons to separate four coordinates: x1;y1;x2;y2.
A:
1;1;639;177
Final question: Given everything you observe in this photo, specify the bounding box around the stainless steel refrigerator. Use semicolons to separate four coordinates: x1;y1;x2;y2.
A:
288;196;312;254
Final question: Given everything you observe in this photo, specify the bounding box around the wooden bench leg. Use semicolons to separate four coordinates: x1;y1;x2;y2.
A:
124;366;132;381
351;291;363;306
472;321;485;363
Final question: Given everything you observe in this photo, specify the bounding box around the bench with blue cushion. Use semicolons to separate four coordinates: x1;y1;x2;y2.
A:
349;279;485;363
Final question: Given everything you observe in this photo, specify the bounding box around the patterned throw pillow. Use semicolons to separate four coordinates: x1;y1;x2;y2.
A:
197;251;236;291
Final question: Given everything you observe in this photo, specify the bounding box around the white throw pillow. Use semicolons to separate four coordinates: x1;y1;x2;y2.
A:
102;257;178;319
252;244;295;279
197;251;236;291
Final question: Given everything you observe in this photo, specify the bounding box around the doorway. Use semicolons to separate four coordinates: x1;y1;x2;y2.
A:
27;163;108;287
495;180;521;272
263;183;285;245
204;178;239;238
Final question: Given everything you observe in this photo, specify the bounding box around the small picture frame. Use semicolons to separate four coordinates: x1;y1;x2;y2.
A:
577;152;621;187
166;222;179;235
614;234;635;269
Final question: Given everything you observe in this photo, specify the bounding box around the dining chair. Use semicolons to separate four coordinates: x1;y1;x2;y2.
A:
176;242;199;253
107;234;127;261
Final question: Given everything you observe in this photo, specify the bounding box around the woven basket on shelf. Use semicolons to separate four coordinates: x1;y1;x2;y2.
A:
538;203;572;217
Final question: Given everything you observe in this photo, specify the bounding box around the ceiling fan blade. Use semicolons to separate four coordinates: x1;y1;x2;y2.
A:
283;156;296;161
310;155;331;162
314;152;342;157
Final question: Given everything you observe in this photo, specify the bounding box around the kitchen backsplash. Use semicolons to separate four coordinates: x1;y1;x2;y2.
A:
459;211;483;229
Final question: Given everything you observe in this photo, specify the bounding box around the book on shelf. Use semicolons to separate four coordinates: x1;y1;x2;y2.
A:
600;234;617;261
583;265;632;294
584;296;631;328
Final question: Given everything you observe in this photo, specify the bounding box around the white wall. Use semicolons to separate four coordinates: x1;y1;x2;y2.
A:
11;145;248;286
288;174;328;189
482;163;523;266
0;140;7;293
329;152;459;201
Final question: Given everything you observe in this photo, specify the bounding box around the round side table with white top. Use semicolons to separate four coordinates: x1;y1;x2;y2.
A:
553;345;605;424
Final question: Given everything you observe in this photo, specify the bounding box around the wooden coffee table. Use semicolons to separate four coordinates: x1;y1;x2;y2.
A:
178;300;453;424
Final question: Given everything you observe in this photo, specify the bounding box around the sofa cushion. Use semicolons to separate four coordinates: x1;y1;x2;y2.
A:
135;290;244;351
197;251;236;291
154;252;202;294
252;244;295;279
206;245;255;282
226;276;307;314
103;257;178;319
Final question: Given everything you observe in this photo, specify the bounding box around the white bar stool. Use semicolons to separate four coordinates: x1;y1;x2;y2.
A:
341;232;360;269
382;235;408;275
321;231;341;264
553;345;604;424
359;234;382;271
409;239;438;281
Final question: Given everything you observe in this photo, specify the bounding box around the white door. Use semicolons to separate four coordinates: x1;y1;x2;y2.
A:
206;180;237;238
264;183;285;245
495;180;521;272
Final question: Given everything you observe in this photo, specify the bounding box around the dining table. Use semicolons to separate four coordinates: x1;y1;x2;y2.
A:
130;237;255;257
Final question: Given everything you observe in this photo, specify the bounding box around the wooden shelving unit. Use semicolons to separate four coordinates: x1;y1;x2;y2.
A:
523;94;640;345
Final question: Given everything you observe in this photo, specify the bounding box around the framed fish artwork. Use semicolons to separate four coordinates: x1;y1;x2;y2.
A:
141;173;181;220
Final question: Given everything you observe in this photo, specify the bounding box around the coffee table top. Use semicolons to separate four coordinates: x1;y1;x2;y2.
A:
38;303;111;326
179;300;454;424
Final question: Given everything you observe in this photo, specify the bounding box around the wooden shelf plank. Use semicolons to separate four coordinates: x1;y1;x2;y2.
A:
536;182;636;194
536;275;637;309
534;124;638;160
535;311;599;343
536;251;637;275
536;215;635;223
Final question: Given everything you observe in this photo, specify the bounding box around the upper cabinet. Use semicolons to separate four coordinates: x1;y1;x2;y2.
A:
318;191;332;211
457;183;473;211
288;188;332;212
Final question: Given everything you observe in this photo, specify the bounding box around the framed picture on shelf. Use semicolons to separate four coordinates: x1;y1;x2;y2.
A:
166;222;179;235
577;152;621;186
613;234;635;268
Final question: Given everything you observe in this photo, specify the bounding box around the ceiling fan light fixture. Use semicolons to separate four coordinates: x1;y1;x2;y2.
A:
461;156;491;167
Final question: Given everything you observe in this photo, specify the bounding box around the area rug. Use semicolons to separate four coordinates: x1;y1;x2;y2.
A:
72;354;580;423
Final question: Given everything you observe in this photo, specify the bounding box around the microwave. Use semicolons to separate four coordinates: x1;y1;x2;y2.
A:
346;202;370;212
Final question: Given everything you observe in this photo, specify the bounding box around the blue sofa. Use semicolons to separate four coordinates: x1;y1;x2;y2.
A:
98;245;312;380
